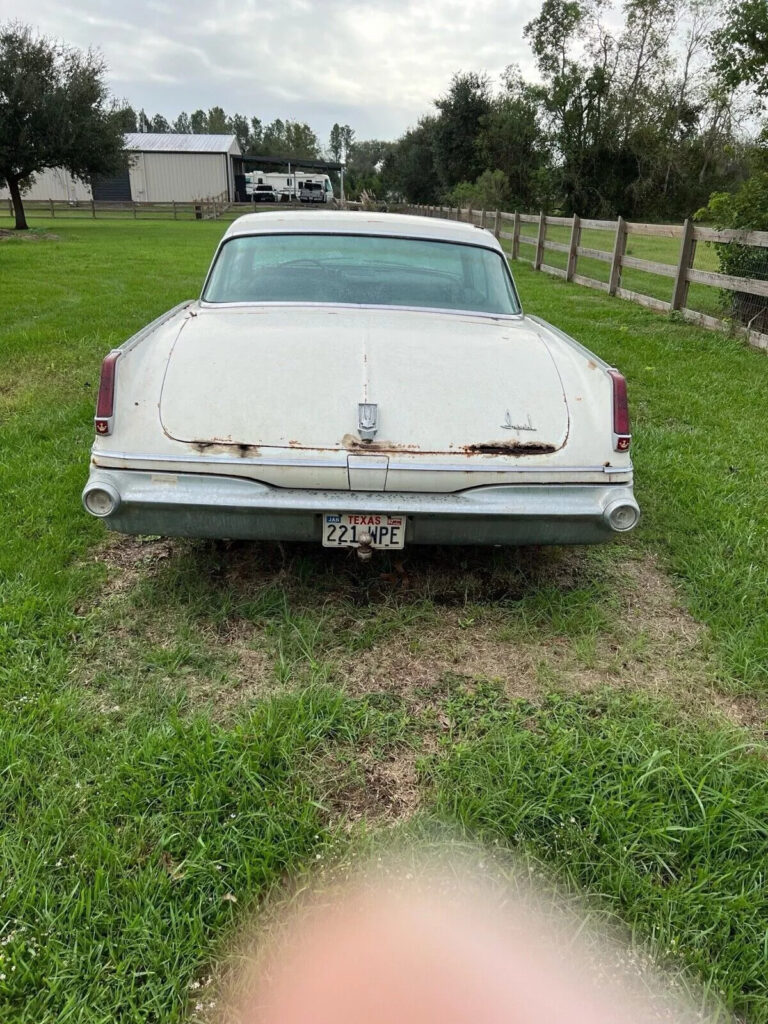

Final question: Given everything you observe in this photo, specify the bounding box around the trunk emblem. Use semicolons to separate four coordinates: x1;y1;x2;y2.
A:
501;410;537;432
358;403;378;440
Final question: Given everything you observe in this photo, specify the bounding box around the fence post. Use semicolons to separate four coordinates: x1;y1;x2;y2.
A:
608;216;627;295
671;218;695;310
173;200;177;220
512;211;521;259
49;198;54;218
91;199;96;219
493;209;501;241
566;213;580;282
133;202;137;219
480;208;486;229
534;211;546;270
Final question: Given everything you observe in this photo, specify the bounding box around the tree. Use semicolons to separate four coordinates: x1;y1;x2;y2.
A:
329;123;355;162
447;169;512;210
149;113;170;133
343;139;394;198
382;118;441;203
116;104;138;132
432;72;492;188
0;22;128;230
283;120;321;158
697;168;768;329
173;111;191;133
250;117;264;151
230;113;251;152
206;106;229;134
189;109;207;134
259;118;319;157
477;66;550;210
711;0;768;97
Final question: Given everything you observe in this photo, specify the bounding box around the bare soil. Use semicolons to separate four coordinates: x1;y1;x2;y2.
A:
0;228;61;241
82;536;765;732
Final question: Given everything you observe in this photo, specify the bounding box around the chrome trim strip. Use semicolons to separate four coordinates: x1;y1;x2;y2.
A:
95;449;344;469
390;461;627;475
197;300;522;323
92;449;631;476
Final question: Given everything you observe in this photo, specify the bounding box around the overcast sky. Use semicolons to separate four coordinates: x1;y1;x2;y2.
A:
0;0;542;144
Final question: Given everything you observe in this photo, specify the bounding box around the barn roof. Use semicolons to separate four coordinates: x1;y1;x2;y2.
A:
124;133;241;155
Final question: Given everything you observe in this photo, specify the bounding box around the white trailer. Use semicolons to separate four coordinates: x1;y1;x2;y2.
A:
246;171;334;203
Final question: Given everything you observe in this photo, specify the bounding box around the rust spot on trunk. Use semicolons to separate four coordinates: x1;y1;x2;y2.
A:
342;433;420;452
463;440;557;456
189;441;261;457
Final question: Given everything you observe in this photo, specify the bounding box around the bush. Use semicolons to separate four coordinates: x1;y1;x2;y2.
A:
697;172;768;330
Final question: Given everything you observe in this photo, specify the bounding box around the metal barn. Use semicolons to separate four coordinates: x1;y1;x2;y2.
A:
1;133;241;203
122;134;241;202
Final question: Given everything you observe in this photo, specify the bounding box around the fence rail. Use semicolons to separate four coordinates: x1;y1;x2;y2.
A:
407;204;768;352
2;196;392;222
3;193;232;220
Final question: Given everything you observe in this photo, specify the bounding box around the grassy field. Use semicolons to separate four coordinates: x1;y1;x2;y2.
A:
2;218;768;1022
509;222;726;318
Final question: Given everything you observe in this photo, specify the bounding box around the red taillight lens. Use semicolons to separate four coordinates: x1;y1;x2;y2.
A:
608;369;631;451
95;351;120;435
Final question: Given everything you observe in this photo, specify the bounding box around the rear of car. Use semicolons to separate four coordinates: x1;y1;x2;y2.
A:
83;212;639;551
252;184;278;204
299;181;326;203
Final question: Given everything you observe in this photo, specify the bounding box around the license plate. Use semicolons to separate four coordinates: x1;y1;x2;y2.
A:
322;513;405;549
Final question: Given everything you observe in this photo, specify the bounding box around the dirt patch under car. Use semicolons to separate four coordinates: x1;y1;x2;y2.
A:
77;536;765;732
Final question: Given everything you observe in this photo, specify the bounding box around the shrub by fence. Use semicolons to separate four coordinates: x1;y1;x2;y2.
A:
408;205;768;353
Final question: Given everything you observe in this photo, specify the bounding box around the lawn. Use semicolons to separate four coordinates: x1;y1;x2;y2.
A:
509;221;725;318
2;218;768;1023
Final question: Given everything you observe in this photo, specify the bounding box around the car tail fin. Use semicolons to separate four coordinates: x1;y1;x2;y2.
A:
95;351;120;436
608;369;630;452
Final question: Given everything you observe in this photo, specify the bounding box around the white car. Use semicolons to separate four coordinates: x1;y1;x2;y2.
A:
83;211;639;556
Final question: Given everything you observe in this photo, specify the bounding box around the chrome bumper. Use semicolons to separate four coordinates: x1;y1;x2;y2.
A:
82;469;639;546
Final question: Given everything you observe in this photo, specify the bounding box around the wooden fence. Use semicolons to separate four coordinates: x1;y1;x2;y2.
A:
3;196;374;221
3;192;232;221
407;205;768;352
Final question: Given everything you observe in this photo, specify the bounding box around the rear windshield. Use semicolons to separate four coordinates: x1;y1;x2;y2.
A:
202;233;520;315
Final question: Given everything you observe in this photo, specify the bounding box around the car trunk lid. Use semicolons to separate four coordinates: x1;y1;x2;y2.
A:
159;306;568;455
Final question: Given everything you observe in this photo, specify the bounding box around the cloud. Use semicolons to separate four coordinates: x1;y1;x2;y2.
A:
2;0;541;140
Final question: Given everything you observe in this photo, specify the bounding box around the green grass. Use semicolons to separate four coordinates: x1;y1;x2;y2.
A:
2;219;768;1022
514;261;768;688
432;687;768;1018
511;223;725;317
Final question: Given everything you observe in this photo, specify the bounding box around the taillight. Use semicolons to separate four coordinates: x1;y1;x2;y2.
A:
95;351;120;436
608;369;631;452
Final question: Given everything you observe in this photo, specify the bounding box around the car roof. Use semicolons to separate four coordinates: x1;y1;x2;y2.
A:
222;210;502;249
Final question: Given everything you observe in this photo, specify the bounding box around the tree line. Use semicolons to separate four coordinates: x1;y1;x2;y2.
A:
379;0;764;222
2;0;766;230
122;105;324;161
121;104;393;197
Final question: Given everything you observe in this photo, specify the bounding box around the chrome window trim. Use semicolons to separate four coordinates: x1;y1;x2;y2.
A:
197;300;523;322
200;230;522;315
